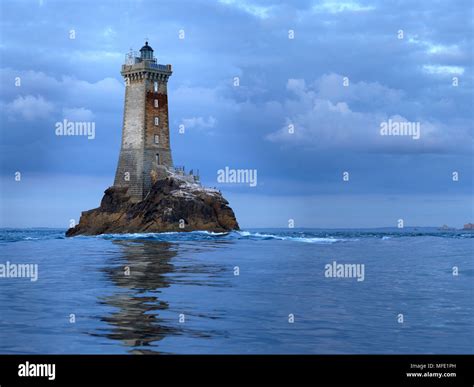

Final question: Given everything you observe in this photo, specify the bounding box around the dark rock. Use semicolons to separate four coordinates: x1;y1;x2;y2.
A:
66;176;239;236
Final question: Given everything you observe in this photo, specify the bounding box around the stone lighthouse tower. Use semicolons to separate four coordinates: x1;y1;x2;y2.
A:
113;41;173;202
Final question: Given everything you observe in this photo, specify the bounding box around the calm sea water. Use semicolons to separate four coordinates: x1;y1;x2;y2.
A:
0;228;472;354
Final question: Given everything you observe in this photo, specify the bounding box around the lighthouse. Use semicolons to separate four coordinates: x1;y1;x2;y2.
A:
113;41;174;202
66;41;237;237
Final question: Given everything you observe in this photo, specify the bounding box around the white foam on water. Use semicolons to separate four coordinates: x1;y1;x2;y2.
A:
82;230;351;243
95;230;230;239
237;231;345;244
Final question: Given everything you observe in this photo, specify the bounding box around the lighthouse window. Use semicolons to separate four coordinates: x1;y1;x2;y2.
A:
154;135;159;144
154;81;158;92
154;117;159;126
154;99;159;108
156;153;160;164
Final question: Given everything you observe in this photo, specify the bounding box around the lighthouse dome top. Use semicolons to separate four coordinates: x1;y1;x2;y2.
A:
122;40;172;72
140;41;153;52
139;41;154;60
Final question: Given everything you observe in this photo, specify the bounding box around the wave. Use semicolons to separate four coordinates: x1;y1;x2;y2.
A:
94;230;230;241
1;228;472;243
87;230;347;244
236;231;344;243
0;229;66;243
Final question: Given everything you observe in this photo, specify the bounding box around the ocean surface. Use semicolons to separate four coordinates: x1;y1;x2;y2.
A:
0;228;472;354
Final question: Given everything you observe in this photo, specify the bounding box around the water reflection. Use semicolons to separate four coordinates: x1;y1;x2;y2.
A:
97;240;180;354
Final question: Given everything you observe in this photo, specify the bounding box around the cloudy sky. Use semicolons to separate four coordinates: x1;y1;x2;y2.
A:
0;0;472;228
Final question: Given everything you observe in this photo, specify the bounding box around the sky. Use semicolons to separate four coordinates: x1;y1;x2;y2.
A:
0;0;472;228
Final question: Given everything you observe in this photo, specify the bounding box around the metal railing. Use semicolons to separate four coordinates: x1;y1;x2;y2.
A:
172;166;200;180
122;60;171;73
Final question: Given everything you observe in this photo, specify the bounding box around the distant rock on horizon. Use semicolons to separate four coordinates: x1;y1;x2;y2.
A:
66;174;239;236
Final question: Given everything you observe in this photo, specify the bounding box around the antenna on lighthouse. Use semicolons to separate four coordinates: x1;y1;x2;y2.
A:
125;47;135;65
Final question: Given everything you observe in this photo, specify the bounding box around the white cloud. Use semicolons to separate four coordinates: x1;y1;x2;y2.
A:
0;68;124;104
313;73;404;106
170;84;239;122
408;37;464;57
426;44;461;56
3;95;54;121
71;50;122;63
1;68;125;118
408;38;467;66
63;76;124;106
266;75;472;153
218;0;273;19
182;116;217;131
422;65;465;75
62;107;95;121
312;1;375;13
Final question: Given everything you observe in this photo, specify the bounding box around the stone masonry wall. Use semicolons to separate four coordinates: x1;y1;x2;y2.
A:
113;79;146;201
114;67;173;202
143;79;173;194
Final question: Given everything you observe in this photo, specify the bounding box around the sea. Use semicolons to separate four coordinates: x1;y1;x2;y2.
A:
0;228;472;354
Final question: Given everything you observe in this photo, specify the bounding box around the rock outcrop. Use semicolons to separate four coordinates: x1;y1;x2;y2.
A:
66;175;239;236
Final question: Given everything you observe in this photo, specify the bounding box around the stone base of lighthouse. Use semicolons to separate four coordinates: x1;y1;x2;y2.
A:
114;147;174;202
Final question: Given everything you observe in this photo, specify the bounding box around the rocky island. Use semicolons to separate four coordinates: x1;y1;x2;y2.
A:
66;41;238;236
66;173;239;236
